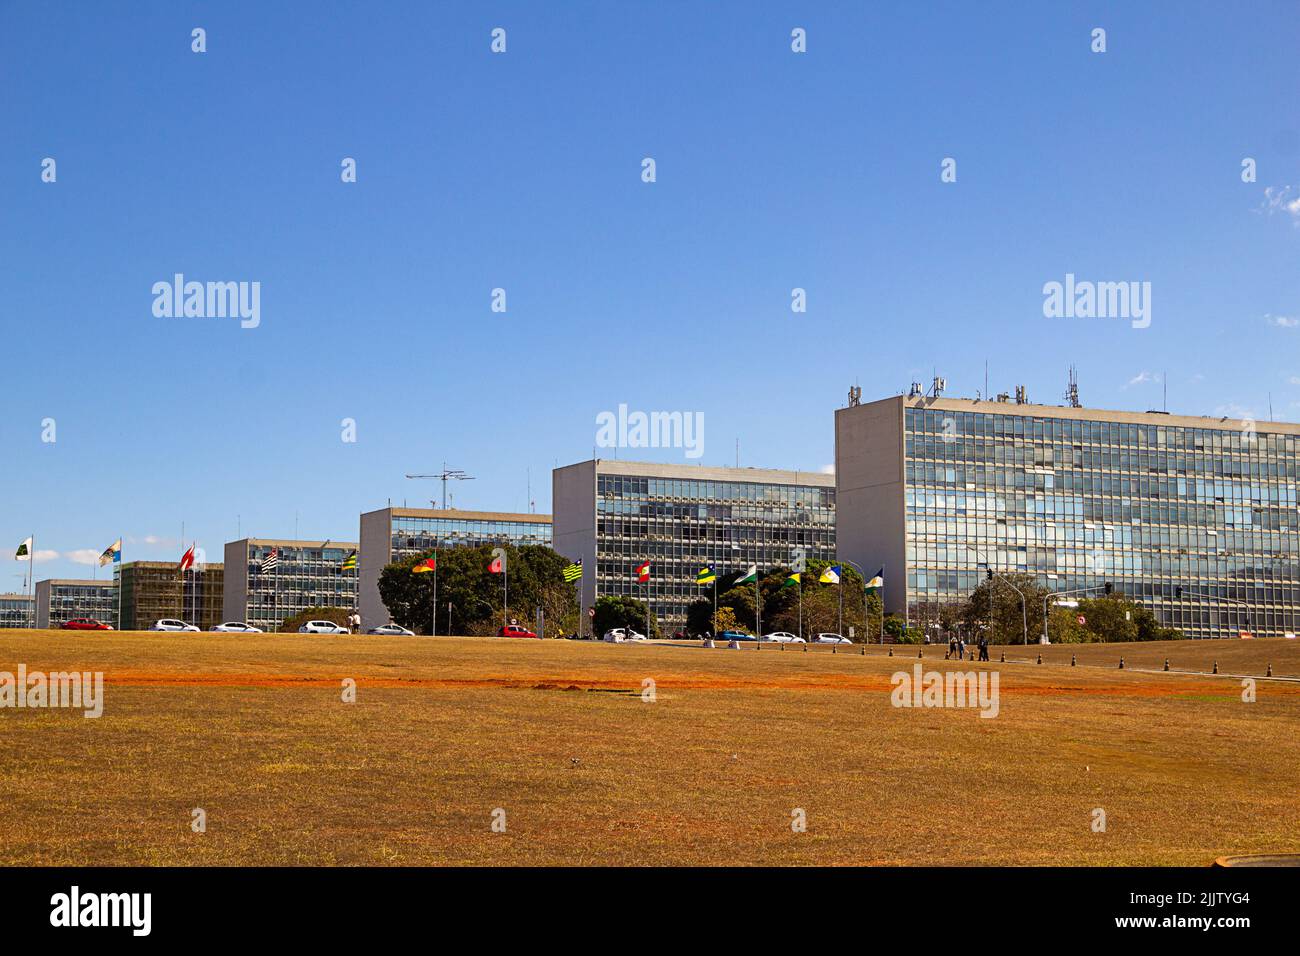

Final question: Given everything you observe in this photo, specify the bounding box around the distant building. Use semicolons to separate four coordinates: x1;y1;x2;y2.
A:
0;593;34;629
836;393;1300;639
35;579;116;629
117;561;224;631
552;460;836;630
224;539;357;632
358;509;552;629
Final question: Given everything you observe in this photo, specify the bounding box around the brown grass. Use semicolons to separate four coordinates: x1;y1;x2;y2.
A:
1;630;1297;866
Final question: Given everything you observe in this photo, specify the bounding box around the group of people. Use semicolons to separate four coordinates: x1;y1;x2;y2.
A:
947;633;991;662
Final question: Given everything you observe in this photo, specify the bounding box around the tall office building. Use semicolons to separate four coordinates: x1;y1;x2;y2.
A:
0;593;34;628
836;393;1300;639
553;460;836;629
224;539;357;631
358;508;552;629
34;579;117;628
117;561;224;630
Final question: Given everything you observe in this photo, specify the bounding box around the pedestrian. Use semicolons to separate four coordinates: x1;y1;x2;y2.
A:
978;634;989;662
957;635;966;659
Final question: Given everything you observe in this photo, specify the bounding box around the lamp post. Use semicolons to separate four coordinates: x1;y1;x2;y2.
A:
1042;583;1110;644
966;546;1027;645
1176;586;1252;639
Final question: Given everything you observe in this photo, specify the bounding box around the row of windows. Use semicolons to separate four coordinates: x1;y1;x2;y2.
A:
598;475;835;508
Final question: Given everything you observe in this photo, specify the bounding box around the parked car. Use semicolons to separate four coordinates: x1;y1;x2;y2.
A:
720;630;755;642
499;624;538;638
601;628;647;643
151;619;199;632
814;632;852;644
298;620;349;634
211;621;264;633
61;618;113;630
368;623;415;636
760;631;805;644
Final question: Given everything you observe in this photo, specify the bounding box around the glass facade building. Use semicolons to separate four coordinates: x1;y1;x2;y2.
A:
359;509;552;629
117;561;224;630
836;394;1300;640
34;579;117;628
224;540;357;632
554;460;836;629
0;593;34;628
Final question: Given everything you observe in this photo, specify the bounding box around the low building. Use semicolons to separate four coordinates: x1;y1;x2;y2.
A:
0;593;34;628
224;539;358;632
35;579;117;629
117;561;224;631
358;508;552;629
552;459;837;629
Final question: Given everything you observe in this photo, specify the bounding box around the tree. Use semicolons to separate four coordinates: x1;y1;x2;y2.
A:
959;573;1049;644
712;607;742;635
377;543;579;636
592;595;659;639
278;606;350;633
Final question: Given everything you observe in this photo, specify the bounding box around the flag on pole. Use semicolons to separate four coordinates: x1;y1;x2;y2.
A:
819;564;841;584
180;544;196;572
15;537;32;560
412;557;437;574
736;565;758;584
866;568;883;595
341;550;358;571
636;561;650;583
99;539;122;566
562;560;583;583
781;571;801;589
695;566;716;585
488;555;503;574
260;548;279;572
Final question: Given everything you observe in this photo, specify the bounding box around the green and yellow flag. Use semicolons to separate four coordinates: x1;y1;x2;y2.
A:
562;560;583;583
781;571;801;589
695;565;716;585
866;567;883;595
341;550;358;571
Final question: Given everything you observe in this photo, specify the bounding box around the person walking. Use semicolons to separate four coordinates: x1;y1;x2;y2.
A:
978;634;989;662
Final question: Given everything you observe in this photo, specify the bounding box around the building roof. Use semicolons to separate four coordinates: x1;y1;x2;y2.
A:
569;458;836;486
365;508;551;524
36;579;117;588
849;394;1300;437
226;538;358;549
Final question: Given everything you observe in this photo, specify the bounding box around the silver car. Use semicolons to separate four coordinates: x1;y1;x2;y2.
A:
151;619;199;632
814;632;852;644
760;631;805;644
367;624;415;636
211;621;264;633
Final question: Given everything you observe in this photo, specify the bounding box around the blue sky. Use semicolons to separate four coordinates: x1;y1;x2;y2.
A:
2;1;1298;585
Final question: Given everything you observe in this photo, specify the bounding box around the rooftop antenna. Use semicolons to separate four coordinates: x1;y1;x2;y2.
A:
984;360;988;402
735;438;739;469
847;384;862;407
1065;365;1080;408
405;462;475;510
1163;371;1167;413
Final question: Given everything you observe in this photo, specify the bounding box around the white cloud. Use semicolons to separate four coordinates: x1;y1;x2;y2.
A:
1266;313;1299;328
66;549;103;566
1260;185;1300;222
1288;376;1300;386
1124;371;1161;388
819;464;835;474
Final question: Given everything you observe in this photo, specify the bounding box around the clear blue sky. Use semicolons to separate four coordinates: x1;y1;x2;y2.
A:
2;1;1298;584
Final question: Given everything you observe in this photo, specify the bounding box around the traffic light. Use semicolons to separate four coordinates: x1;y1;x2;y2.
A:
986;569;993;581
1104;582;1113;595
1175;586;1183;599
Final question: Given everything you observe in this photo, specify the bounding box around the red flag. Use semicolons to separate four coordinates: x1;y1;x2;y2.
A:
636;561;650;583
488;556;503;574
179;544;196;572
412;557;437;574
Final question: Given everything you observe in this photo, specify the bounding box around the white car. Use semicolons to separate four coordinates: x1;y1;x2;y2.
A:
367;624;415;636
602;628;647;643
211;621;264;633
151;619;199;632
299;620;349;634
814;632;852;644
760;631;805;644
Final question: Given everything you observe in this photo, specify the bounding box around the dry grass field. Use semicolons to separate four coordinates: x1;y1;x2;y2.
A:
1;630;1297;866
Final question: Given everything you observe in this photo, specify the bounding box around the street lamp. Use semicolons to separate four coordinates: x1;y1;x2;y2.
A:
966;546;1027;645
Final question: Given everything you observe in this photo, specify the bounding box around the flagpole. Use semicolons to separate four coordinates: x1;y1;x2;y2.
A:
117;540;123;631
432;548;438;637
28;533;35;629
798;575;803;641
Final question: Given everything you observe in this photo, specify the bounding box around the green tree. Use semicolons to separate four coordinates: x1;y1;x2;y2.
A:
377;544;578;636
712;606;742;635
278;606;351;633
959;573;1050;644
592;595;659;639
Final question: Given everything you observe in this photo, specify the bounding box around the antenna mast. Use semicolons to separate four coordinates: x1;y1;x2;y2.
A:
405;463;475;510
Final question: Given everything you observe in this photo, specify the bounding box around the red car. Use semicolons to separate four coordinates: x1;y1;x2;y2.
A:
61;618;113;631
498;624;538;638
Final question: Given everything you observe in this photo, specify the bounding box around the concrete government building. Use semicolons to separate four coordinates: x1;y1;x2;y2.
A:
224;539;357;632
359;508;552;629
836;393;1300;640
553;459;836;630
35;579;117;628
